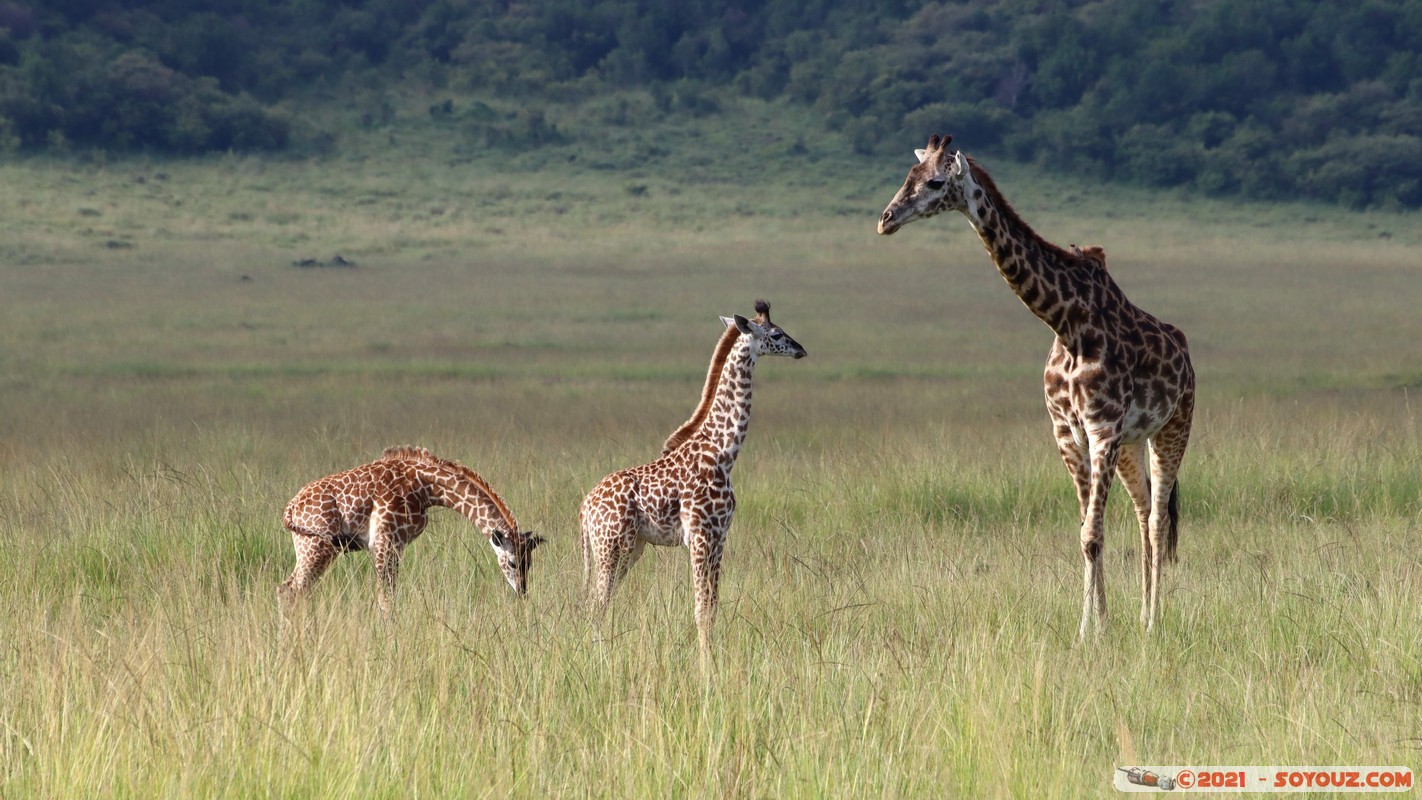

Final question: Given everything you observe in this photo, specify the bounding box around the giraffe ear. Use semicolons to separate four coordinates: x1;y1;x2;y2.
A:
490;530;507;549
719;315;737;329
950;151;969;176
732;314;755;335
914;148;929;163
527;533;547;549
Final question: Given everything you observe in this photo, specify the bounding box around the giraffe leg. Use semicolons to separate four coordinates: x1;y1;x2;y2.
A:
370;534;403;618
590;540;619;618
581;521;593;601
278;532;339;615
1116;443;1154;625
1051;431;1091;524
1048;402;1101;636
621;537;648;577
1146;406;1193;631
686;523;725;674
589;530;641;619
1046;374;1090;525
603;536;646;606
1079;432;1121;639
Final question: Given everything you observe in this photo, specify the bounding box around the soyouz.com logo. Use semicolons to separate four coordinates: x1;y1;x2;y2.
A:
1115;766;1413;792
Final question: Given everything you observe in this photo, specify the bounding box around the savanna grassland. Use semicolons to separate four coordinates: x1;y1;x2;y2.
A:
2;97;1420;797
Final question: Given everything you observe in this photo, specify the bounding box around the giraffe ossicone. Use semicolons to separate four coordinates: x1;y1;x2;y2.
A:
879;134;1195;636
579;300;806;667
279;445;543;616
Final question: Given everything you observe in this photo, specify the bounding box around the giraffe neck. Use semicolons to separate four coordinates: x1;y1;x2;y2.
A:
695;335;757;469
414;461;518;538
960;163;1100;340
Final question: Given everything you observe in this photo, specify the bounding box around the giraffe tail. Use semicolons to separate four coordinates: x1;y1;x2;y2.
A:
1165;480;1180;563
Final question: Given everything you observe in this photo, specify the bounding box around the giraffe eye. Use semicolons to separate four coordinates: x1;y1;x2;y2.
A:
926;178;945;191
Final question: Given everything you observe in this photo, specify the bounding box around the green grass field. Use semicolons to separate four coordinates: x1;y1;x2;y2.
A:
2;96;1420;797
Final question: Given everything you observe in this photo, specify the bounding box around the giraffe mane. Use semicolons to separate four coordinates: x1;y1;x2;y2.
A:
381;444;434;461
1070;243;1109;271
661;323;740;456
381;444;520;533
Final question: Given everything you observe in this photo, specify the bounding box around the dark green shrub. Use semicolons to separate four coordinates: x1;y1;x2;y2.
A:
1291;133;1422;207
901;101;1017;153
1116;124;1201;187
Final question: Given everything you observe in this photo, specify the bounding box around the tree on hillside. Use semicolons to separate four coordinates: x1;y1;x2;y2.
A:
0;0;1419;207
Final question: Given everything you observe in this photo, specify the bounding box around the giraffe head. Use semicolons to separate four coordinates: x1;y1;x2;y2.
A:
877;133;977;235
719;299;807;360
489;529;545;596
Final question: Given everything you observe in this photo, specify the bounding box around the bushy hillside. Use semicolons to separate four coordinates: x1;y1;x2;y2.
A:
2;0;1420;207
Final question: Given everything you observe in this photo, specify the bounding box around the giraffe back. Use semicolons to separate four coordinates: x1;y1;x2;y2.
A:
284;458;423;550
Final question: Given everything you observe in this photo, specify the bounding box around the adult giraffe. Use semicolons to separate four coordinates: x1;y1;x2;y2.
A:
878;134;1194;636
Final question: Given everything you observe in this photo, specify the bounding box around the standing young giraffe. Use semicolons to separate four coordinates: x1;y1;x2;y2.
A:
580;301;806;662
280;445;544;615
878;134;1194;635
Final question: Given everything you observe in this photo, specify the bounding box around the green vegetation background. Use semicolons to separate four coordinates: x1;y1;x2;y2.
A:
3;0;1422;207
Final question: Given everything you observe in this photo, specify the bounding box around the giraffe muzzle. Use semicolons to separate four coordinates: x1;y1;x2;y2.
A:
878;209;900;235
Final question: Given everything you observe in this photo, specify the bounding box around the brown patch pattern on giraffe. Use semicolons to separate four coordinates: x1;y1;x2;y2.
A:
879;135;1195;636
279;445;543;615
579;300;805;668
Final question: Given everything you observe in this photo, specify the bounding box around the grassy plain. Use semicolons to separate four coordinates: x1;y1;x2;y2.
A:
2;95;1420;797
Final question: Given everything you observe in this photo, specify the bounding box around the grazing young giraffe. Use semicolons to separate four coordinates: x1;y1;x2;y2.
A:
280;445;543;615
878;134;1194;636
579;300;806;662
